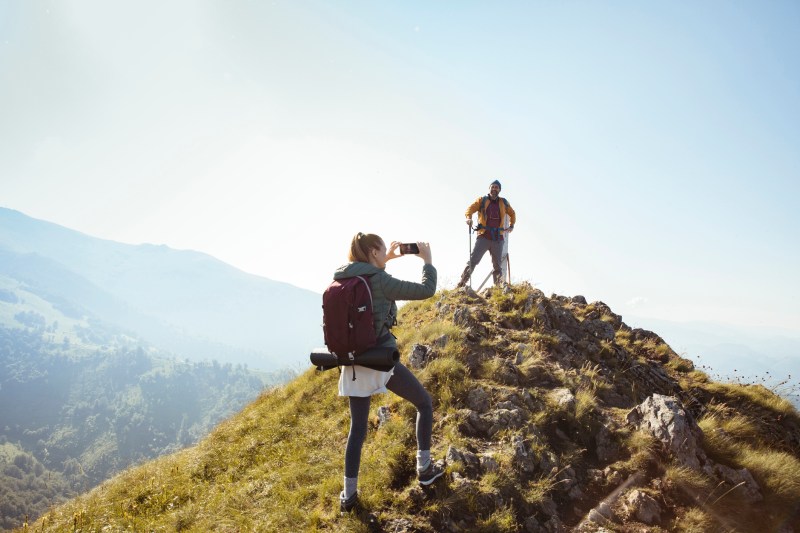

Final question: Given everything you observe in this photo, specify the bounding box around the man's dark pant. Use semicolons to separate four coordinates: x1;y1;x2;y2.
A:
459;235;504;287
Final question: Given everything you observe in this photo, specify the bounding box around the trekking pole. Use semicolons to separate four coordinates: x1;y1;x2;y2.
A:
504;231;511;285
477;270;492;292
468;224;473;289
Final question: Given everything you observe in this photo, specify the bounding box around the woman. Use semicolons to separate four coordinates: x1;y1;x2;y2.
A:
335;232;444;514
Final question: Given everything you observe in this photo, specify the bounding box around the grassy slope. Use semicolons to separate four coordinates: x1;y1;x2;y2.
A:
0;275;279;531
22;285;800;532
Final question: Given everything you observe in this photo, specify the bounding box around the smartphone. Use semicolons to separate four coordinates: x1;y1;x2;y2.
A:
399;243;420;255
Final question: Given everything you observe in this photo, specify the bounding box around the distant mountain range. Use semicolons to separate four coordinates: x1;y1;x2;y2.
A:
0;207;323;370
628;316;800;408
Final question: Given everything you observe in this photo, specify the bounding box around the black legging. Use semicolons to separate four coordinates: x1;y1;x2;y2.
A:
344;362;433;478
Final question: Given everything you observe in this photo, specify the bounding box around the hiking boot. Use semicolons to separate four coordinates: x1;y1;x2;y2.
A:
418;461;445;486
340;491;359;514
457;266;472;288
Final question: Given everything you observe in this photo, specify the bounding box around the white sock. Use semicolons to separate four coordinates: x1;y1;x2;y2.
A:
343;476;358;499
416;450;431;471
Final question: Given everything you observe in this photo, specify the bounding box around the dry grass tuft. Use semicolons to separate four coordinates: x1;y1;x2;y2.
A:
671;507;715;532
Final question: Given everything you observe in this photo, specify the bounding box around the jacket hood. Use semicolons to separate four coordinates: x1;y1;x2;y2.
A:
333;261;383;280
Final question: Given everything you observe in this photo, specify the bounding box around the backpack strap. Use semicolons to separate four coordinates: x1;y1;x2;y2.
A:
354;275;373;311
480;195;490;216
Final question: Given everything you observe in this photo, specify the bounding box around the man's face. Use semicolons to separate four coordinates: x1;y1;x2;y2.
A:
489;184;500;198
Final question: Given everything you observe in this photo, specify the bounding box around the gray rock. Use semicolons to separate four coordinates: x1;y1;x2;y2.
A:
433;334;449;347
408;344;429;369
384;518;415;533
480;453;499;472
550;306;583;338
459;407;524;438
590;501;614;523
540;451;559;475
568;485;585;500
542;515;566;533
511;435;528;458
557;466;577;492
466;387;490;413
551;388;576;411
630;327;667;345
496;400;519;411
582;319;616;341
473;308;490;322
452;306;473;327
623;489;661;525
377;405;391;426
512;434;536;473
446;445;464;464
586;469;604;484
627;394;706;469
525;297;552;329
461;450;480;468
556;332;572;346
484;408;524;437
538;496;559;517
460;409;491;436
603;467;623;486
493;359;522;385
712;463;763;503
459;285;480;298
446;445;480;476
524;515;541;533
595;424;619;462
521;389;537;410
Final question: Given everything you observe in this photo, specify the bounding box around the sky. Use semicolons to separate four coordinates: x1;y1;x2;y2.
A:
1;1;799;342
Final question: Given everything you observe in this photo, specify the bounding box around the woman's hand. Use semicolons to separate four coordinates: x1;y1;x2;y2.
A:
386;241;402;262
416;242;433;265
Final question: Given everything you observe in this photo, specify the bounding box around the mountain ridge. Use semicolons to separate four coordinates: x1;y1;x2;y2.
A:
0;206;323;369
0;207;326;529
21;283;800;532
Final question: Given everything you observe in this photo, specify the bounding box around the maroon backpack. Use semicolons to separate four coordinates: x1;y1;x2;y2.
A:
322;275;376;360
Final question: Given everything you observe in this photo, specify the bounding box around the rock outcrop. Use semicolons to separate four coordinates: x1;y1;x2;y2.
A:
397;283;798;532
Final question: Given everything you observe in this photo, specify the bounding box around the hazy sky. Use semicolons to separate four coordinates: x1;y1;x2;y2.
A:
1;1;799;335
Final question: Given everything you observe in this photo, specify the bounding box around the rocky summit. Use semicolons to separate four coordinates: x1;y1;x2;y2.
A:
22;283;800;532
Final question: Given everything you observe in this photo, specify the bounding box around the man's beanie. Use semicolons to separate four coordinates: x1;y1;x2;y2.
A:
490;179;502;191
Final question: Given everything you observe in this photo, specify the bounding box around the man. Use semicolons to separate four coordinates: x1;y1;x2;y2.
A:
457;179;516;288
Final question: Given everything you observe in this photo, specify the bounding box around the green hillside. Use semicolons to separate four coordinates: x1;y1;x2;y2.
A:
20;284;800;532
0;301;281;530
0;442;75;531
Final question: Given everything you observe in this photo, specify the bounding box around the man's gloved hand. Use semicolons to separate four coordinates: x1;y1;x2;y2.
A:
466;219;473;228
